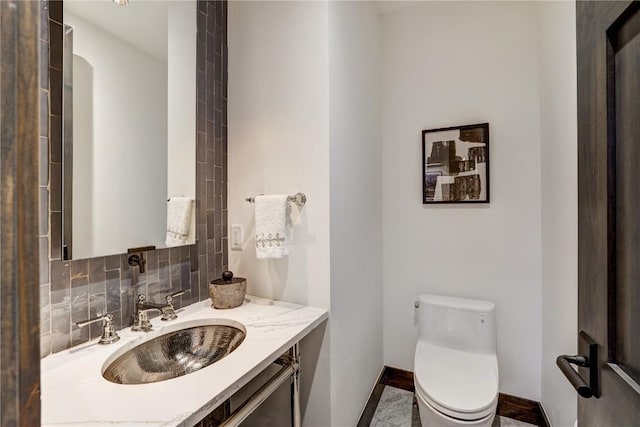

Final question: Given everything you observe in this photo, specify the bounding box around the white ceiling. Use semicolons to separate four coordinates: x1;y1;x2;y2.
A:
64;0;169;62
375;1;421;15
62;0;417;62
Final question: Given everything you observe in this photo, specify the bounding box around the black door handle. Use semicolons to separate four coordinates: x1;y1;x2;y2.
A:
557;355;593;398
556;331;600;399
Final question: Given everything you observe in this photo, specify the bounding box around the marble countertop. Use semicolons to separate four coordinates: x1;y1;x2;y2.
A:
41;296;328;427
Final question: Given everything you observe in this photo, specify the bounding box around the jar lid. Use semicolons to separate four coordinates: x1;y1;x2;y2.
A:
211;270;246;285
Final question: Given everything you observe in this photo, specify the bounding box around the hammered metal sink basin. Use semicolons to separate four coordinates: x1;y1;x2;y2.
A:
103;322;246;385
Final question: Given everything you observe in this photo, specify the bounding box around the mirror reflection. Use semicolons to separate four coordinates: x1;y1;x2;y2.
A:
62;0;197;260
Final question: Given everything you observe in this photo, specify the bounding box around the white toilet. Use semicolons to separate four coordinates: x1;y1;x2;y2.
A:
414;294;499;427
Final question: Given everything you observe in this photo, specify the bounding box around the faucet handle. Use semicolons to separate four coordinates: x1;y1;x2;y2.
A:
165;289;186;305
136;294;149;310
76;313;120;344
162;290;186;321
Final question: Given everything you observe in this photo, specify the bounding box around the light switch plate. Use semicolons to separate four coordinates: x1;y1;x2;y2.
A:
230;224;243;250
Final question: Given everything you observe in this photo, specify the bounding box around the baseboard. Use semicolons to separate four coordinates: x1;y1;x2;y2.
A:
380;366;415;393
498;393;550;427
356;368;387;427
538;402;552;427
358;365;551;427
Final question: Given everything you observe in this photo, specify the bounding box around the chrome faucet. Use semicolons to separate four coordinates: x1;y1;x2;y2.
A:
131;290;185;332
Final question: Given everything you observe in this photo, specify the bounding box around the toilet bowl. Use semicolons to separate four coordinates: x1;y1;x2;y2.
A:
414;294;498;427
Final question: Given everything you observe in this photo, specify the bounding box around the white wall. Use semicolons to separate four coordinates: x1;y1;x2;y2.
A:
328;2;382;425
67;13;168;258
228;0;330;309
538;2;578;426
228;2;332;425
167;1;197;244
229;2;384;425
381;1;543;400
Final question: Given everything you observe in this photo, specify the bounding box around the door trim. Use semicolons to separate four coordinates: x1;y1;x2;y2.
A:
0;1;42;424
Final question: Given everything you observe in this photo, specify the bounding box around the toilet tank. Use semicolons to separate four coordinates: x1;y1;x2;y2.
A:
418;294;496;355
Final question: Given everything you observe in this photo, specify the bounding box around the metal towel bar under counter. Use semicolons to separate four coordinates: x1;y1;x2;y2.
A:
245;193;306;207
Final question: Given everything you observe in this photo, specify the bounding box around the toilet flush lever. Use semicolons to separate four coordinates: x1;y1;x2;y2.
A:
413;300;421;326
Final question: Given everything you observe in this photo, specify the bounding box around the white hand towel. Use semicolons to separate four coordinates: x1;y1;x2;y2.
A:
255;195;290;259
166;197;193;247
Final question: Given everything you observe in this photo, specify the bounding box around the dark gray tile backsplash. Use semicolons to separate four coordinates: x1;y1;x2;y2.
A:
39;0;228;357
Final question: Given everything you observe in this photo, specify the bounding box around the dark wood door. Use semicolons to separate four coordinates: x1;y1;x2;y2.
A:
572;1;640;425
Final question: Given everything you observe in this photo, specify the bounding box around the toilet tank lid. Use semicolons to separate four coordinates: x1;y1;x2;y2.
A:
419;294;495;312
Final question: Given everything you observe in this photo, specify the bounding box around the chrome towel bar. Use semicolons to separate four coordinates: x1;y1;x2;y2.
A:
245;192;306;207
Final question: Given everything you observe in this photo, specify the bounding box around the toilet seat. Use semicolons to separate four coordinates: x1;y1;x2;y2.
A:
414;342;498;421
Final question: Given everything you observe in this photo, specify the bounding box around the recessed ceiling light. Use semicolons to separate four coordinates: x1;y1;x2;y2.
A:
113;0;129;6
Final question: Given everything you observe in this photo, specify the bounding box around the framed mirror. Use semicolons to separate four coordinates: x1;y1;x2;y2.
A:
62;0;197;260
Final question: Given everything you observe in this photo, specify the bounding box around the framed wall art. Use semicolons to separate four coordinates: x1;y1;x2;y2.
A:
422;122;490;204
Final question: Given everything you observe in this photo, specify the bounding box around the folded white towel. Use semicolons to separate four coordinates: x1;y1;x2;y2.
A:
254;195;290;259
166;197;193;247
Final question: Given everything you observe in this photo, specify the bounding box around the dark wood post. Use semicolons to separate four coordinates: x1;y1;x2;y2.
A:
0;1;42;425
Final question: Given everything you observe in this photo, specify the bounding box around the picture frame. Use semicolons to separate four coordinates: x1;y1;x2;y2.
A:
422;123;490;204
